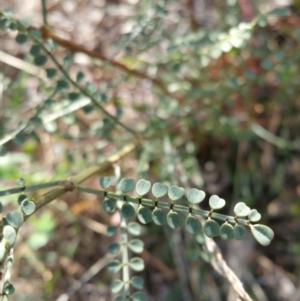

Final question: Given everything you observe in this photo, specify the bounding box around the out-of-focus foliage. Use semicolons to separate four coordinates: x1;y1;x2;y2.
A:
0;0;300;300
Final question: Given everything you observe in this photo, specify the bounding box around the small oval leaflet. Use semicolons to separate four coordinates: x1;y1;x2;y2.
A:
108;242;120;254
127;222;141;236
187;188;206;204
250;224;274;246
233;224;247;240
108;259;122;273
167;211;184;229
103;198;116;213
129;257;145;272
248;209;261;222
16;178;26;186
234;202;251;217
34;55;47;66
185;215;202;234
114;296;124;301
204;219;220;238
120;178;135;193
46;68;57;79
16;33;28;44
107;225;118;237
152;182;168;198
6;210;24;228
168;185;185;201
209;195;225;210
100;177;111;189
220;223;234;240
20;199;36;216
130;276;144;290
3;283;15;295
30;44;41;56
121;203;135;219
18;194;27;205
111;279;124;294
137;206;152;224
152;208;167;225
128;239;144;253
3;225;17;246
132;292;147;301
136;179;151;196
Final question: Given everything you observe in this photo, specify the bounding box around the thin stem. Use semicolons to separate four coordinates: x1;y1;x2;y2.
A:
76;186;250;227
41;0;48;26
0;181;62;197
35;38;139;137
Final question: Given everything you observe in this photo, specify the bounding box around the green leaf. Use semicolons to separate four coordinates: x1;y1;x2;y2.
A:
234;202;251;217
46;68;57;79
152;182;168;198
108;242;120;254
121;203;135;218
220;223;234;240
268;7;291;17
167;211;184;229
128;239;144;253
120;178;135;193
63;55;73;68
6;210;24;228
209;195;225;210
16;178;26;186
99;177;111;189
136;179;151;196
132;292;147;301
56;79;69;90
233;224;247;240
34;55;47;66
187;188;205;204
168;185;185;201
20;199;36;216
30;29;41;39
108;259;122;273
248;209;261;222
114;296;125;301
107;225;118;237
129;257;144;271
137;206;152;224
127;222;141;236
30;44;41;56
3;225;17;246
250;224;274;246
102;198;116;213
204;219;220;238
111;279;124;294
185;215;202;234
130;276;144;290
15;33;28;44
18;194;27;205
76;71;85;82
152;208;167;225
0;18;10;29
3;283;15;295
68;92;80;101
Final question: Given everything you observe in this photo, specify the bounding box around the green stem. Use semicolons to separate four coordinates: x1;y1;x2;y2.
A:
0;181;62;197
76;185;249;227
41;0;48;26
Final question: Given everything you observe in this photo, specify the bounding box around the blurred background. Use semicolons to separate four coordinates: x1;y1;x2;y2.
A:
0;0;300;300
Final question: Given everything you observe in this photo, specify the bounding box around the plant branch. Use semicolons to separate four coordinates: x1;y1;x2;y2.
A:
24;142;138;217
38;27;183;103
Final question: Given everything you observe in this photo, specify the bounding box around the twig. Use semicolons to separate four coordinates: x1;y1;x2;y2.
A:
55;253;116;301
